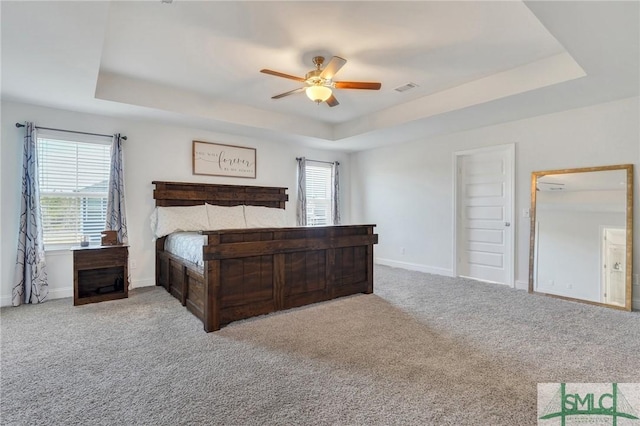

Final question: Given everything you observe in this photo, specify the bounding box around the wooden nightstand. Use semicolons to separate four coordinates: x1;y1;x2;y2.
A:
72;245;129;306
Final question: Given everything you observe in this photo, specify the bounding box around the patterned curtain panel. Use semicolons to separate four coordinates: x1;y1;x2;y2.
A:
296;157;307;226
106;134;128;244
332;162;341;225
13;122;48;306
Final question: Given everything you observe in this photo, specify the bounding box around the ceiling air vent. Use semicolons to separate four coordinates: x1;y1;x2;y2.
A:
394;82;419;93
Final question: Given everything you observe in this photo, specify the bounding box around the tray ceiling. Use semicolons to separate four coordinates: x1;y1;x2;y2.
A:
1;1;638;151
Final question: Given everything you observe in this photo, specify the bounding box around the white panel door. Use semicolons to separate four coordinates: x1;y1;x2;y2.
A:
602;227;626;307
456;146;513;285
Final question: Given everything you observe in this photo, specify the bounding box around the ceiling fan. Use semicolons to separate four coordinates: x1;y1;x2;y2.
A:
260;56;381;107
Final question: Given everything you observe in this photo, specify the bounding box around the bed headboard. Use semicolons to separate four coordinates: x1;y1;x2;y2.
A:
152;181;288;209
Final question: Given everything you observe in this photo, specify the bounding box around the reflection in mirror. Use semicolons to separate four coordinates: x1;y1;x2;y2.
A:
529;164;633;311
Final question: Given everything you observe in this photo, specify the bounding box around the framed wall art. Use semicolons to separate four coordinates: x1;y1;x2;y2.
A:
192;140;256;178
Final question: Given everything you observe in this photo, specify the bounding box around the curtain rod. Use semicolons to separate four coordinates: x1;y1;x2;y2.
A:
296;157;339;166
15;123;127;140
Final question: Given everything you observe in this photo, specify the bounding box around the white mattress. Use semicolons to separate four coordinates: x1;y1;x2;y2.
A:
164;232;206;268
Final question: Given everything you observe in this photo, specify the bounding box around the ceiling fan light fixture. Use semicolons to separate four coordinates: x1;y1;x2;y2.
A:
261;55;380;107
306;85;332;104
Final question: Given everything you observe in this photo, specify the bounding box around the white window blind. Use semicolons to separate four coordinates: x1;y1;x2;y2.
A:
305;162;333;226
37;136;111;248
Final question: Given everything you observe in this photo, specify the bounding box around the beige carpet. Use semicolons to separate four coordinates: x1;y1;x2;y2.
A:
1;265;639;425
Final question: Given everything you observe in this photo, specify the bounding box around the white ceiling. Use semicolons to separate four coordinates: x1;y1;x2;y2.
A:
1;1;638;152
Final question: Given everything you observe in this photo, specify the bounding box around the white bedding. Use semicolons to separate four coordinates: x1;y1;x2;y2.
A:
162;204;292;267
151;204;289;239
165;232;206;268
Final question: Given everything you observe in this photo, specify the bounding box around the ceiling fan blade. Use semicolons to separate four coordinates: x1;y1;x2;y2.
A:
334;81;382;90
271;87;306;99
260;69;305;82
326;94;339;107
319;56;347;80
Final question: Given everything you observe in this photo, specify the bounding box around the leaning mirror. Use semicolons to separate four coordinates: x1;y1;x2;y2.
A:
529;164;633;310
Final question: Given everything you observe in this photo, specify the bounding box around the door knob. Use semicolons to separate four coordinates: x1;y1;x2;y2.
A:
505;222;511;227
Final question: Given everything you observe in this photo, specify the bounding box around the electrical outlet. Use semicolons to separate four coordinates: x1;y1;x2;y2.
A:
523;208;530;218
400;247;405;255
130;259;137;269
567;283;573;289
634;274;639;286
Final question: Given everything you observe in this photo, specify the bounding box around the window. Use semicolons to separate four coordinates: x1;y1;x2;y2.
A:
305;162;333;226
37;134;111;249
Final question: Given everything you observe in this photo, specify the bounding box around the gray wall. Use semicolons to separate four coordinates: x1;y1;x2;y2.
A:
350;96;640;307
0;101;351;305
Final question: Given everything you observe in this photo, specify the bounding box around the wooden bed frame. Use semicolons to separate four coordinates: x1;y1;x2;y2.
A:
153;181;378;332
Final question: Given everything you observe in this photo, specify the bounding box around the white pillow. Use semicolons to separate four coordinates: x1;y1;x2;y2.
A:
150;205;209;238
244;205;287;228
205;204;247;230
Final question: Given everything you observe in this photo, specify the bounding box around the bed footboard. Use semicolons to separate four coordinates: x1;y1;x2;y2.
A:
201;225;377;331
156;225;377;332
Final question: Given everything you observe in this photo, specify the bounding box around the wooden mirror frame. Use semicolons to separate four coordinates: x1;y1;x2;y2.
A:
528;164;634;311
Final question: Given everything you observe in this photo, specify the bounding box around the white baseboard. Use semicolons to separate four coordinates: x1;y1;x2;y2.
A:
375;258;453;277
515;280;529;291
0;286;73;307
1;279;156;307
0;295;12;307
48;286;73;300
130;278;155;289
